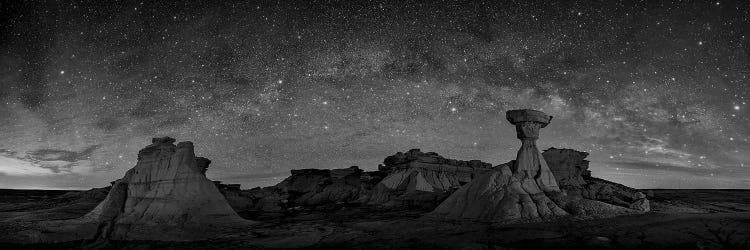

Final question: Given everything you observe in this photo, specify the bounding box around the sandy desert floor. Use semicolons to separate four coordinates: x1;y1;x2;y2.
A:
1;189;749;249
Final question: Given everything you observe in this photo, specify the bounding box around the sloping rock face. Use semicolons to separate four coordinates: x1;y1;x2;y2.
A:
368;149;493;209
431;164;569;222
542;147;650;211
431;110;640;223
80;137;252;240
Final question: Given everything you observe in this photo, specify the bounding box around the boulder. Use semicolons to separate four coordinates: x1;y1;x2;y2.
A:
629;192;650;212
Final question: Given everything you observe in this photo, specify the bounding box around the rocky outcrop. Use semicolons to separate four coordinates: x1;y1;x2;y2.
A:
3;137;253;243
233;166;386;217
582;176;650;211
277;166;376;206
235;149;494;214
432;110;570;221
82;137;252;240
368;149;493;209
542;148;590;188
431;164;569;222
542;147;650;212
431;109;641;222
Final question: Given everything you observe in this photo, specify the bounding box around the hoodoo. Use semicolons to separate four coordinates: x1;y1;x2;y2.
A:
431;109;636;222
506;109;560;193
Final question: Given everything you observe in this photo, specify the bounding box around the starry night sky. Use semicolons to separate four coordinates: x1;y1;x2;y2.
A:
1;0;749;189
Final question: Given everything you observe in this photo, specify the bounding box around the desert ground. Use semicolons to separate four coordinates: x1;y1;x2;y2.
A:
1;188;749;249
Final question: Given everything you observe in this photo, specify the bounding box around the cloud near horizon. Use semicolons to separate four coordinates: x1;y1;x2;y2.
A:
0;147;98;177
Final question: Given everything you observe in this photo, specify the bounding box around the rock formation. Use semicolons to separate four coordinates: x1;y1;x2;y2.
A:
542;147;590;188
79;137;252;240
5;137;253;243
233;166;386;216
368;149;493;208
542;147;650;211
630;192;650;211
431;110;569;221
431;109;639;223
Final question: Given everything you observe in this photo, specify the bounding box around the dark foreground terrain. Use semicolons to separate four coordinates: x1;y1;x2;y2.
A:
1;188;749;249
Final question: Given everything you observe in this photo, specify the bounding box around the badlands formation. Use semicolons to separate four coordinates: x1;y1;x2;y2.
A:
430;109;639;222
236;109;647;222
1;109;655;247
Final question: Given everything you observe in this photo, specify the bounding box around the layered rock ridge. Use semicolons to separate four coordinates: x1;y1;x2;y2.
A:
368;149;493;208
231;166;386;216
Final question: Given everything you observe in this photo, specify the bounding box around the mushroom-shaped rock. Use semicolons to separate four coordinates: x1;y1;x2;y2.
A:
431;109;640;223
506;109;559;192
431;110;567;222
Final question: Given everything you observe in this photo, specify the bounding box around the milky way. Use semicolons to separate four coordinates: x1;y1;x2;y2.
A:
1;0;749;189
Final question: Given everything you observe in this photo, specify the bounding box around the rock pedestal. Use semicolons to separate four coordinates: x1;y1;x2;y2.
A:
431;110;569;222
431;109;638;222
506;109;560;192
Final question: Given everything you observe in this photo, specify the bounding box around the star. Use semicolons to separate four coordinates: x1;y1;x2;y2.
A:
1;0;748;189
